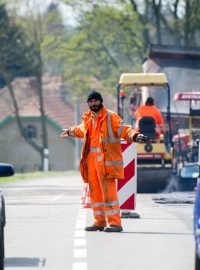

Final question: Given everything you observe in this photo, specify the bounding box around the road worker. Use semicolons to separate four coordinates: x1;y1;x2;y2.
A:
60;90;147;233
134;96;165;136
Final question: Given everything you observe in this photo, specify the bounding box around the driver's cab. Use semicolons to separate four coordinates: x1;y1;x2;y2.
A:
117;72;171;147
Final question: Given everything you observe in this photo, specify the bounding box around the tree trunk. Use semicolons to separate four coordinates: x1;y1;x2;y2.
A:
7;79;43;156
36;52;49;171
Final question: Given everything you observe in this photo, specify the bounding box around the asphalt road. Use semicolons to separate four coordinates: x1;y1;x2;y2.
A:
1;175;195;270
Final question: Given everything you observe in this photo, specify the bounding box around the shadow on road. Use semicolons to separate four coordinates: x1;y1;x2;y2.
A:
121;231;192;235
5;257;46;267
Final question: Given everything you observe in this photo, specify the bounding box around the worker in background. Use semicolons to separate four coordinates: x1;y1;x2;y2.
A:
60;90;147;233
135;96;165;136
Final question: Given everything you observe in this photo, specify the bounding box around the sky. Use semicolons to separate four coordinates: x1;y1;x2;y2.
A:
9;0;78;26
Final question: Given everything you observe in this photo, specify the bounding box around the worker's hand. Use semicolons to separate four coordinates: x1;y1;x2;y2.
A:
136;134;149;143
60;128;70;138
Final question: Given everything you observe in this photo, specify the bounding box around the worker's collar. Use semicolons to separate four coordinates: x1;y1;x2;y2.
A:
91;111;99;118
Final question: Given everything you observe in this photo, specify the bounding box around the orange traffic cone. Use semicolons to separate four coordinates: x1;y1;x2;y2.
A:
82;184;91;208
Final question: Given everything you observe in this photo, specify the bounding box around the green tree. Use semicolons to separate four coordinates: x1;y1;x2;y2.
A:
57;3;144;98
127;0;200;46
62;0;200;47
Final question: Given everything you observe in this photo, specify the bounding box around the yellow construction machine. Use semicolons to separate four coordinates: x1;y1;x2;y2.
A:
117;73;173;192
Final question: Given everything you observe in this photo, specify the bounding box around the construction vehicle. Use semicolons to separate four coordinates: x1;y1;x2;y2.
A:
117;73;173;193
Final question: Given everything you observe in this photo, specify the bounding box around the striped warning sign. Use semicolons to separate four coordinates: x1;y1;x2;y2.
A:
117;141;137;210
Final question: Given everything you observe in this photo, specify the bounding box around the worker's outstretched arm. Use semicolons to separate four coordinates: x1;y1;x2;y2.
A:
60;124;85;139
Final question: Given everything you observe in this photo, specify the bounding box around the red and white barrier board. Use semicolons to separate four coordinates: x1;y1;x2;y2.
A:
117;141;137;210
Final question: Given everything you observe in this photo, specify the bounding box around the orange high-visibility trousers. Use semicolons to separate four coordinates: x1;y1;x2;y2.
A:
87;152;121;227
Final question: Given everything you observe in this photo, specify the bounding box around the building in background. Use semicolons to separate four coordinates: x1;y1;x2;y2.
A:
0;75;76;172
143;44;200;136
0;75;117;172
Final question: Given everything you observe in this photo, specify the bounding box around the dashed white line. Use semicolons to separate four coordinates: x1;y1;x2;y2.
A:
74;238;86;246
74;230;86;237
74;249;87;258
76;219;87;224
75;222;86;229
73;206;88;270
77;214;87;219
73;262;87;270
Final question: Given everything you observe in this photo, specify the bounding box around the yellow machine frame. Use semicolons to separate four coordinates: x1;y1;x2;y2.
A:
117;73;173;192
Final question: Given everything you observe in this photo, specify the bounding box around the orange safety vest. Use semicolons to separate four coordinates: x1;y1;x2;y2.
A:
135;105;164;125
72;105;138;182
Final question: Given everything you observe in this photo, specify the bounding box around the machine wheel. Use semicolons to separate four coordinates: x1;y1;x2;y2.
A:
0;223;4;270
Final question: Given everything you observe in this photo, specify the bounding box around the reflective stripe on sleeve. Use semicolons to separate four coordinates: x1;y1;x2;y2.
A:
107;111;114;138
105;161;123;166
102;138;121;143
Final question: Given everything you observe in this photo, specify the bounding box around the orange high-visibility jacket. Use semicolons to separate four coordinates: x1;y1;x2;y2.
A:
135;105;164;125
70;105;138;182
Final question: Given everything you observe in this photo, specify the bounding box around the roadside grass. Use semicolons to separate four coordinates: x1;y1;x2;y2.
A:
0;170;79;184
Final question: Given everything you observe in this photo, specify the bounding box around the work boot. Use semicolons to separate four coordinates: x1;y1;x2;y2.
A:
104;225;123;232
85;225;105;231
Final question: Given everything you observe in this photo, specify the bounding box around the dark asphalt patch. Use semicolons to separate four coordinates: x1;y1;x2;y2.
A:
152;192;195;204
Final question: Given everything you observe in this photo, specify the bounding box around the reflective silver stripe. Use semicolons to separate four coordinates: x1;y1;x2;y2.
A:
105;209;120;216
105;161;123;166
89;147;101;152
104;111;121;142
104;201;119;207
102;138;121;143
94;210;105;216
117;125;124;137
107;111;114;138
91;202;105;208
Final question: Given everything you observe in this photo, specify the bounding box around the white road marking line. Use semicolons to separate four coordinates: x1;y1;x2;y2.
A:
76;223;86;229
74;230;86;238
73;262;87;270
72;203;88;270
74;238;86;246
77;214;87;218
76;219;87;224
74;249;87;258
79;208;87;213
